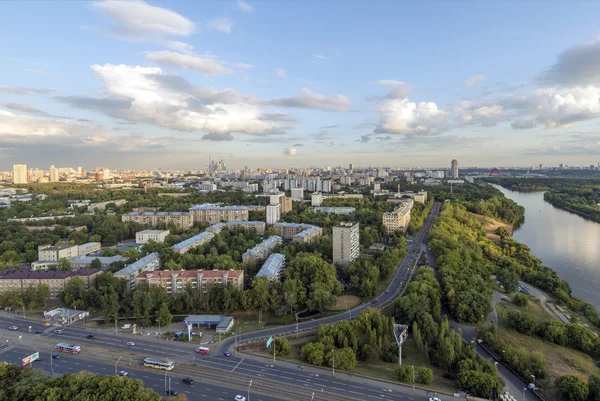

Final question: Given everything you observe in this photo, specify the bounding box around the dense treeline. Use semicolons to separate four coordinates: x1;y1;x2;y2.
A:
407;197;434;234
301;308;397;370
428;204;494;323
394;267;499;396
500;308;600;357
0;362;164;401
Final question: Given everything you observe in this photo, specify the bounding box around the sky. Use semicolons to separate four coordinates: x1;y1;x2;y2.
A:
2;1;600;170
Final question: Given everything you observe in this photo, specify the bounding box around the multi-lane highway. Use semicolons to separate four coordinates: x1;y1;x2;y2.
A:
0;202;442;401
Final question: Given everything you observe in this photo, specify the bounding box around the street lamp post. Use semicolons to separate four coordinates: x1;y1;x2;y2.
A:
522;387;526;401
411;365;415;392
50;350;54;376
164;370;168;396
114;356;122;375
248;379;252;401
331;349;335;376
311;392;315;401
531;374;536;388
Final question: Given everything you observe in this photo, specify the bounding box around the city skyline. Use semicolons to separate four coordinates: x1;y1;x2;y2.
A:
2;1;600;169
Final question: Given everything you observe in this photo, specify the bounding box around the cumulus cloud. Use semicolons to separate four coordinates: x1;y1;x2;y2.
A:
454;101;505;126
203;17;232;34
59;63;291;137
237;0;253;12
93;0;196;41
145;51;232;75
0;102;49;116
277;68;287;79
466;75;486;86
284;147;297;155
270;88;351;112
539;40;600;86
0;86;58;95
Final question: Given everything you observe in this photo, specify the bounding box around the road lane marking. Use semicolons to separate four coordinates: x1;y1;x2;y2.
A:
231;357;244;372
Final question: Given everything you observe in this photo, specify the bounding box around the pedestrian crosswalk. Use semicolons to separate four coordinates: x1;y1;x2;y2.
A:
0;345;16;355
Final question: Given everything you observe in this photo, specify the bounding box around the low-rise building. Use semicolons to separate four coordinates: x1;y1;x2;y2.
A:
172;232;214;254
272;223;323;243
292;225;323;243
77;242;101;256
226;221;266;235
114;252;160;290
242;236;282;264
68;255;127;269
189;204;249;224
206;223;226;234
382;203;412;233
136;230;170;244
121;211;193;229
312;207;356;215
0;268;103;299
38;244;78;262
256;253;286;282
136;269;245;293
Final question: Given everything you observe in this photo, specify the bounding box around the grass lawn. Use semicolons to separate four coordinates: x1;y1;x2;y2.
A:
497;298;555;323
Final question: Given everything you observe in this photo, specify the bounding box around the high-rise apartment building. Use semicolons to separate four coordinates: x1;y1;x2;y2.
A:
12;164;27;184
49;165;59;182
266;204;280;224
332;222;360;266
281;196;293;214
451;159;459;179
291;187;304;202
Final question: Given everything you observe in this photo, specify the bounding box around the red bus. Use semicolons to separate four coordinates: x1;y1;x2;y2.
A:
195;347;210;355
56;343;81;353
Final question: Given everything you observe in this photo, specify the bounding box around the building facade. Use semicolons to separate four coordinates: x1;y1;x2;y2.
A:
136;230;170;244
136;269;244;293
38;244;79;262
382;203;412;233
256;253;286;282
121;212;193;229
312;207;356;215
0;268;103;299
281;196;293;214
332;222;360;266
242;236;282;264
172;232;214;254
77;242;102;256
451;159;459;179
311;192;323;206
226;221;266;235
189;204;249;224
266;204;280;224
12;164;27;184
114;252;161;290
291;188;304;202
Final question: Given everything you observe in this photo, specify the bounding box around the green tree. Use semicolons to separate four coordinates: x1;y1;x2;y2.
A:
61;276;87;309
157;303;173;328
417;367;433;385
395;365;413;382
1;250;20;264
24;249;38;264
306;281;337;312
588;374;600;401
301;342;325;366
555;375;588;401
56;258;72;271
514;293;528;307
35;284;50;307
273;338;291;356
90;258;102;269
330;347;356;370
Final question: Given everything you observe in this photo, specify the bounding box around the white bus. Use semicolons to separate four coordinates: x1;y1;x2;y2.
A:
56;343;81;353
143;358;174;371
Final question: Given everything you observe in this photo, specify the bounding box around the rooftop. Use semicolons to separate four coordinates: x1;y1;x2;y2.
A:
189;203;249;211
227;221;265;226
68;255;127;265
41;244;78;251
114;252;159;276
294;226;321;238
172;232;214;251
256;253;285;277
243;236;282;257
137;230;170;235
272;222;313;229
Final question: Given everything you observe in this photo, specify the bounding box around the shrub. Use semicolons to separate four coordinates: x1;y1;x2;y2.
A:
513;293;528;307
417;367;433;384
395;365;413;383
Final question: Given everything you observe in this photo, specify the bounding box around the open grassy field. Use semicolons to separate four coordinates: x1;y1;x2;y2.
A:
328;295;360;311
497;298;555;323
474;213;513;243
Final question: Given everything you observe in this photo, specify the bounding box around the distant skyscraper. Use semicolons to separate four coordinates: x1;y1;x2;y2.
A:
333;222;360;266
450;159;459;179
49;165;59;182
12;164;27;184
349;163;354;171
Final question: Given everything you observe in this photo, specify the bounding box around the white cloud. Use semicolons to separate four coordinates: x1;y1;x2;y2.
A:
311;54;330;64
374;80;405;86
270;89;351;112
93;0;196;40
454;101;505;126
284;147;296;155
203;17;233;34
59;63;291;137
237;0;253;12
145;51;232;75
466;74;485;86
277;68;287;79
233;62;254;70
165;40;195;53
0;86;58;95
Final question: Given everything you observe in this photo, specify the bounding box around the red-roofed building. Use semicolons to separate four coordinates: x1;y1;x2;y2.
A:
135;269;244;294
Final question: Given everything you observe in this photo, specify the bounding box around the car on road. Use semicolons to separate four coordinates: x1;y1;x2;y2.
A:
35;330;42;335
182;378;194;385
528;383;536;390
223;351;231;357
429;398;441;401
42;322;52;327
8;326;18;331
501;297;509;302
126;342;135;346
385;289;390;294
234;396;246;401
476;339;483;344
371;299;378;304
118;371;128;376
51;354;60;359
165;389;179;396
87;334;95;339
54;329;64;334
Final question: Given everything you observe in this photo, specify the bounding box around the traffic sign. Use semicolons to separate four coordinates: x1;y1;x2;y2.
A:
266;336;273;349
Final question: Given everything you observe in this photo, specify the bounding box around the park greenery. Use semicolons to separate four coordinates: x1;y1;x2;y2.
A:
0;362;169;401
394;266;499;397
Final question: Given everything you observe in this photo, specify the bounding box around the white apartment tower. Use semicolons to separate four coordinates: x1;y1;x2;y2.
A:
451;159;459;179
49;165;59;182
12;164;27;184
266;204;281;224
332;222;360;266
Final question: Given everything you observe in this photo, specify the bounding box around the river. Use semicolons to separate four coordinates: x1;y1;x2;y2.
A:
492;184;600;309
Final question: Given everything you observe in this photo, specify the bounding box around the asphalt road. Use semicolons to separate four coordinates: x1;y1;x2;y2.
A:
0;202;442;401
0;344;282;401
